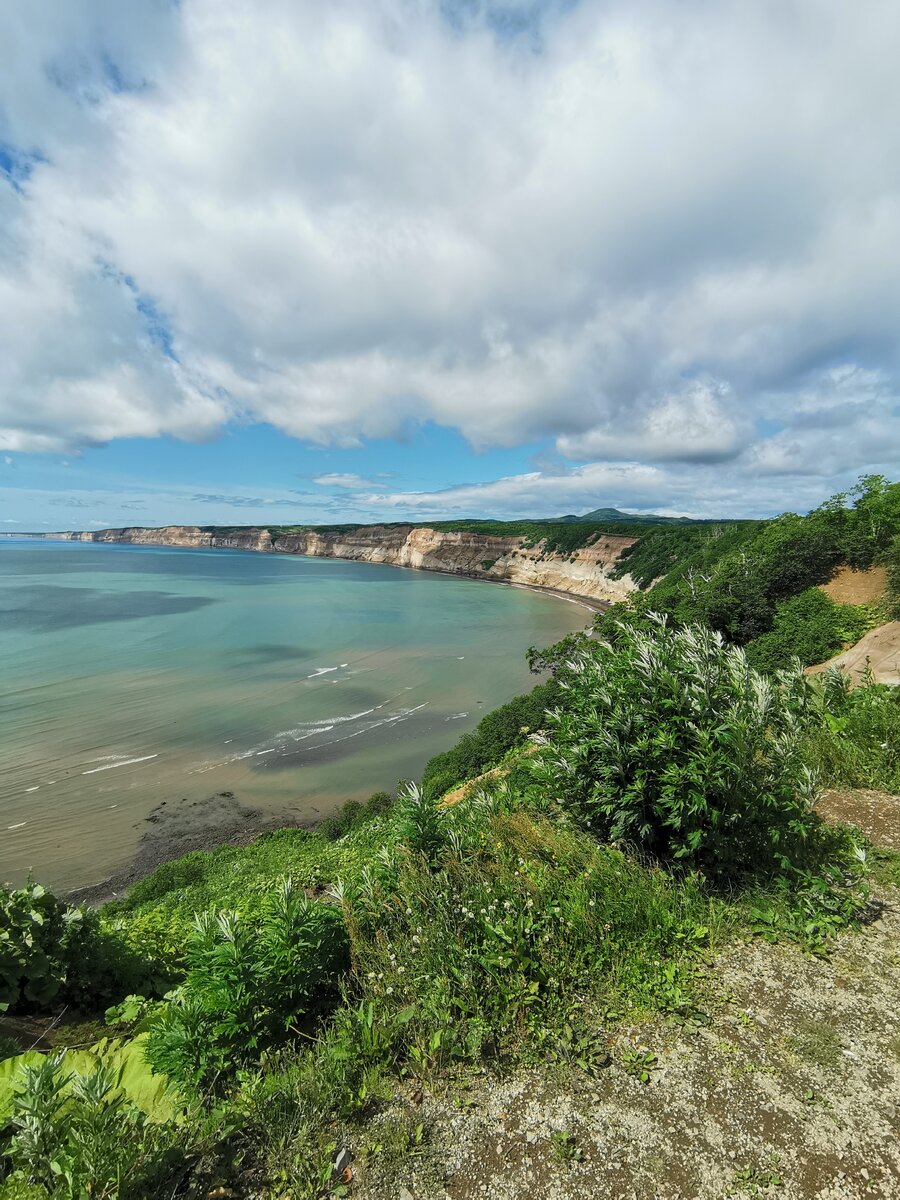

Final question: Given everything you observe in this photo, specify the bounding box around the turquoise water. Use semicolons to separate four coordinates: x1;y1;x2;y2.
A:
0;539;587;890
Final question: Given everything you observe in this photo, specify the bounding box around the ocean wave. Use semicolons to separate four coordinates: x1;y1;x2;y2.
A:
82;754;159;775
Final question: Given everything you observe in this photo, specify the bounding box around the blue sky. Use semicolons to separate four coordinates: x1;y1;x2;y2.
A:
2;424;567;529
2;0;900;530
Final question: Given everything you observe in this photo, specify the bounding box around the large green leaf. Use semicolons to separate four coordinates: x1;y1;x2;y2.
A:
0;1034;182;1124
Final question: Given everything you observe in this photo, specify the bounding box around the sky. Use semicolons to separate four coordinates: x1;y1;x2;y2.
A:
1;0;899;531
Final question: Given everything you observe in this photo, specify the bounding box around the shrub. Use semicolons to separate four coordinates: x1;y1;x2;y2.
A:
318;790;394;841
0;883;154;1015
393;782;450;864
145;879;348;1091
885;532;900;618
745;589;873;675
421;681;559;800
806;667;900;793
0;1052;188;1199
529;614;822;878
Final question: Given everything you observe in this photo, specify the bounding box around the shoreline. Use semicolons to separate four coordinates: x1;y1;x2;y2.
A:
13;538;606;908
1;530;625;610
67;794;315;908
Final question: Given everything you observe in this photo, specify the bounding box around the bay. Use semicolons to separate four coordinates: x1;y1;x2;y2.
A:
0;538;587;891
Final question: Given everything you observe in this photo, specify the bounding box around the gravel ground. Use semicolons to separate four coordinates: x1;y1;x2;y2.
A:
348;776;900;1200
349;885;900;1200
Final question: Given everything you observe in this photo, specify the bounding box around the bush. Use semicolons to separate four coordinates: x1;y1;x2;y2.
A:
421;681;559;800
145;879;348;1091
529;614;822;878
886;532;900;618
317;790;394;841
806;667;900;793
745;589;873;674
0;1052;188;1199
0;883;154;1015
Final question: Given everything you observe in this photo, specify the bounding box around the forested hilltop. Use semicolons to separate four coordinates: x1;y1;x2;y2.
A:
2;476;900;1199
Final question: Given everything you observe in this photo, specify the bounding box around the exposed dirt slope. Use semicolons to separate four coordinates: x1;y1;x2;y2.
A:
808;622;900;686
819;565;887;605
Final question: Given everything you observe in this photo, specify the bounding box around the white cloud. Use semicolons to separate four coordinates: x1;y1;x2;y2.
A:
313;473;386;489
1;0;899;505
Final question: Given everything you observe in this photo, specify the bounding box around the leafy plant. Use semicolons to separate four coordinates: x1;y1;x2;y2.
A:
0;1049;188;1199
550;1130;582;1162
805;665;900;792
394;782;449;864
530;613;823;878
620;1046;657;1083
145;878;348;1091
0;882;152;1015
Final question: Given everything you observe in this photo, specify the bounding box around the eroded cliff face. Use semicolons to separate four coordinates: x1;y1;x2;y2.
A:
37;524;640;604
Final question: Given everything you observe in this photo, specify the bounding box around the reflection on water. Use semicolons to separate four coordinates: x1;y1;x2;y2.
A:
0;539;588;890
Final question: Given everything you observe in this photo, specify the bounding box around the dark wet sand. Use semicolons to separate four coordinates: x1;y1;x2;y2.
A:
67;791;313;907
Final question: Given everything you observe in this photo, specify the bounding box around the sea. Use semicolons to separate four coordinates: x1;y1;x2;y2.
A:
0;538;587;892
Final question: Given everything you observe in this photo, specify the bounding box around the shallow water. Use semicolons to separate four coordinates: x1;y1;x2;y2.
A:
0;539;587;890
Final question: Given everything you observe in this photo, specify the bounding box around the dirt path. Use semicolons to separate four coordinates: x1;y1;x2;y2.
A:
353;878;900;1200
816;788;900;853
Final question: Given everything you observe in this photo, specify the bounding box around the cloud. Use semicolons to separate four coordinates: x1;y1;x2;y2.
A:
1;0;899;508
312;473;386;489
360;454;862;521
0;480;373;529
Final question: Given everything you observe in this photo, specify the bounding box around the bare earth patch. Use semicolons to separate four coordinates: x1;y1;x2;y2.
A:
351;890;900;1200
818;566;887;606
807;621;900;686
816;789;900;853
350;790;900;1200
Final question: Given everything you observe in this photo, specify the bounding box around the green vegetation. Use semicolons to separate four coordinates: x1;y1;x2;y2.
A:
805;667;900;794
421;679;558;800
743;589;875;676
3;476;900;1198
530;615;825;878
0;883;155;1015
887;533;900;618
145;880;346;1092
619;474;900;670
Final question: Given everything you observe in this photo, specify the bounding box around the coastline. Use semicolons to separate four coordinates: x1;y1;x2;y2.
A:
7;537;606;907
67;792;313;908
1;525;636;607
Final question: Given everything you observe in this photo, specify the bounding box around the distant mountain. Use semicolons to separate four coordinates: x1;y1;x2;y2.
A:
556;508;714;525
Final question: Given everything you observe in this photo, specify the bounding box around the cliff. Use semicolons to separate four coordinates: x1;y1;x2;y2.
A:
34;524;640;605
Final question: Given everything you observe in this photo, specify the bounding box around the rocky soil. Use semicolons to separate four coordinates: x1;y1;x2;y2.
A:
349;789;900;1200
